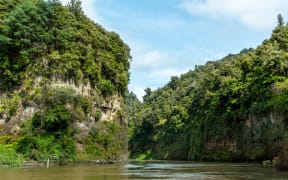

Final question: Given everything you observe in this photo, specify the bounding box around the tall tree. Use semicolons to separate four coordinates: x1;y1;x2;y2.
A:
277;13;284;27
66;0;83;18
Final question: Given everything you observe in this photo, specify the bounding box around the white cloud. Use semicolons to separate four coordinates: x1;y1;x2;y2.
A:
128;68;188;100
127;16;186;30
128;85;146;101
147;68;189;79
180;0;288;30
133;50;168;69
129;67;189;100
131;48;199;71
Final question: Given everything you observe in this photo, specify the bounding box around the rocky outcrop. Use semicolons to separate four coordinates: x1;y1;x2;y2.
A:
0;77;127;161
0;76;124;133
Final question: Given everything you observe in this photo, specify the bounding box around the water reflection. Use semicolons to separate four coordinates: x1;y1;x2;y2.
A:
0;161;288;179
125;161;288;179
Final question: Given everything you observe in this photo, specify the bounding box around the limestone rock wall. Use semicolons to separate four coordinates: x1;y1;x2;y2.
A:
0;77;125;136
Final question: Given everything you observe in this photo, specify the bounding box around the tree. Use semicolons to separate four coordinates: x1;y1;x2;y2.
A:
0;0;52;88
277;13;284;27
143;88;152;102
66;0;83;18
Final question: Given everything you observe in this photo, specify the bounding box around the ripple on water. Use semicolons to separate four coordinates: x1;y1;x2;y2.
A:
124;161;288;180
1;161;288;179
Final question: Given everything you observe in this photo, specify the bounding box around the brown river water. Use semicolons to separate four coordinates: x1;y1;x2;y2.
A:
1;161;288;179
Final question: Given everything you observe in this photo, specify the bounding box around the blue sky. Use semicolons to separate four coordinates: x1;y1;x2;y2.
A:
62;0;288;99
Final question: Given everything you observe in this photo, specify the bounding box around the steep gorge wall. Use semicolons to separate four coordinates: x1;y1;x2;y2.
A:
203;112;287;161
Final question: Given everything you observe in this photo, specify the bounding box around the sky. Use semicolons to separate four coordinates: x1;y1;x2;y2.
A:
62;0;288;99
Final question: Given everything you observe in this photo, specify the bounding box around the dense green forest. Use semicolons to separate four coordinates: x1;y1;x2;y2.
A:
0;0;130;166
127;16;288;168
0;0;130;95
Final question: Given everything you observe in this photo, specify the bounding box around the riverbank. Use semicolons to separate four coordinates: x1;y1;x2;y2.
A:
19;159;128;168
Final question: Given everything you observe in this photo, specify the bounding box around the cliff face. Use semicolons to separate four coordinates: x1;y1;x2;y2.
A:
0;0;130;163
204;112;287;161
249;112;287;154
0;78;124;132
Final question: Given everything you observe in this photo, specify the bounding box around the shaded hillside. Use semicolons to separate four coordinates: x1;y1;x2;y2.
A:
129;17;288;165
0;0;130;166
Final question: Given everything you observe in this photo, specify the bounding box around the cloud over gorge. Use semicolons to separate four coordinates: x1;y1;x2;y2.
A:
180;0;288;29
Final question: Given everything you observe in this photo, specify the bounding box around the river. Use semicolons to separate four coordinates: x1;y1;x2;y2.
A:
0;161;288;179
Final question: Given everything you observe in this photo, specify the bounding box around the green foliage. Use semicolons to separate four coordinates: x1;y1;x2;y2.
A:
0;136;24;167
100;80;116;97
0;0;53;88
15;134;76;164
32;105;71;133
40;87;76;107
277;14;284;27
0;93;20;121
124;91;141;139
0;144;23;167
78;95;90;110
129;17;288;162
16;104;76;163
0;0;130;96
15;87;83;163
66;0;83;18
83;121;126;160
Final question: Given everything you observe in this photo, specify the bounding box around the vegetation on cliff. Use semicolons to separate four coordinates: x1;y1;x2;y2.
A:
0;0;130;95
128;16;288;165
0;0;130;166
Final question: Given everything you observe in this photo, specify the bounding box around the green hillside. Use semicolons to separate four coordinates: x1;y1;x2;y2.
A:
128;17;288;168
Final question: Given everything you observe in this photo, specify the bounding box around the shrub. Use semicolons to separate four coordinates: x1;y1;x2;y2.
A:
0;144;23;167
